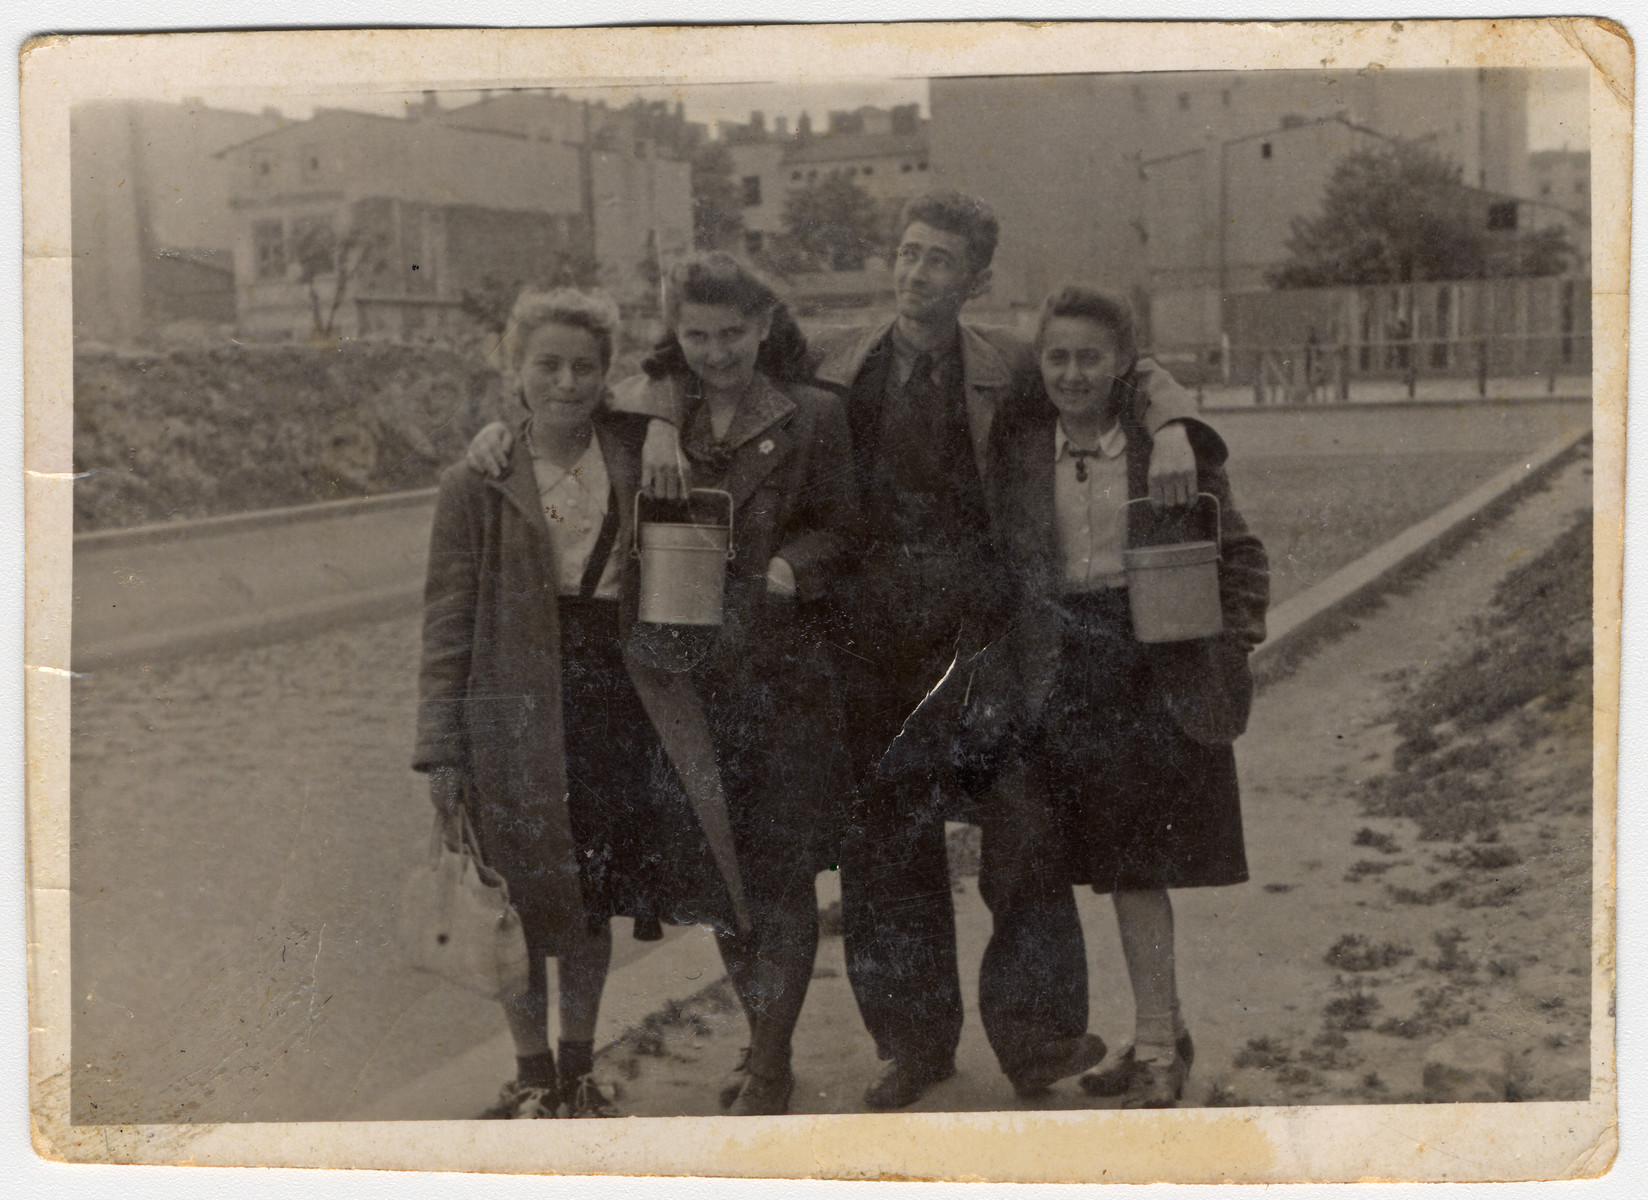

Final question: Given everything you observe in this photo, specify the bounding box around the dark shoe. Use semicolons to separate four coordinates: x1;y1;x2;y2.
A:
563;1073;622;1118
1078;1031;1195;1098
729;1066;795;1116
480;1079;560;1119
1119;1048;1189;1109
1008;1033;1109;1098
863;1057;956;1110
718;1046;752;1110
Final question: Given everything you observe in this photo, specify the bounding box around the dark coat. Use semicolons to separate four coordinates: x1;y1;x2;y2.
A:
610;370;859;885
988;375;1271;748
413;411;749;945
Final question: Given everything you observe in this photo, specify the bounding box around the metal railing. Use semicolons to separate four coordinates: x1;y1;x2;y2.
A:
1153;331;1593;406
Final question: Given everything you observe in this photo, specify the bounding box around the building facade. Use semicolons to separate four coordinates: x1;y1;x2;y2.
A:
222;94;691;341
927;69;1537;344
722;104;929;256
72;99;282;344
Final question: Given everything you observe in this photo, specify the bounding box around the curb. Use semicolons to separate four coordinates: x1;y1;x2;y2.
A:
74;487;438;552
1249;425;1590;687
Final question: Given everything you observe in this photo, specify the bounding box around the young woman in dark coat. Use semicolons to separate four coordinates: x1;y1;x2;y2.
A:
988;285;1269;1107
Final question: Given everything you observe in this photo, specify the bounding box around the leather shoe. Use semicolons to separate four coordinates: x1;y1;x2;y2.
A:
1078;1031;1195;1098
1008;1033;1109;1098
863;1057;956;1109
717;1046;751;1110
1119;1048;1188;1108
729;1067;795;1116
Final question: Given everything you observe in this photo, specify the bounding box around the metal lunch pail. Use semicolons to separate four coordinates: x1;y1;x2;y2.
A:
1120;493;1223;643
634;488;735;627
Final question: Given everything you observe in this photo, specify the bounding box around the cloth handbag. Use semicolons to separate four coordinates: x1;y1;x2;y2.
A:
396;806;531;1001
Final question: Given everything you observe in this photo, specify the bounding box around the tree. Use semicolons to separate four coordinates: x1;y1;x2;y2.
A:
290;217;385;337
691;142;743;250
1268;140;1578;288
777;173;886;272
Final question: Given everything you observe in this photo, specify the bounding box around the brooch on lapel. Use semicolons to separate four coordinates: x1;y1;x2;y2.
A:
758;439;775;455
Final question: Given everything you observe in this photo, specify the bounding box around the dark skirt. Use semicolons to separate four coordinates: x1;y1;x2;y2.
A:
545;598;733;947
1032;589;1248;893
698;601;849;907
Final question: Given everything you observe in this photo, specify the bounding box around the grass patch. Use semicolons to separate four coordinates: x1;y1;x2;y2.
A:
1343;859;1398;882
1352;828;1402;855
1358;510;1591;847
1233;1037;1292;1070
1322;990;1382;1032
1325;934;1412;972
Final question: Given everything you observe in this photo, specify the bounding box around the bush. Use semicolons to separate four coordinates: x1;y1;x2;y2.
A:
74;343;508;531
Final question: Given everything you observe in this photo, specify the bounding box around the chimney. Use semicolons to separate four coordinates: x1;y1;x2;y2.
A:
774;115;789;137
421;90;439;112
750;110;766;134
797;111;812;138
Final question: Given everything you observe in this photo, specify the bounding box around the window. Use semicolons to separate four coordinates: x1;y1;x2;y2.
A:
1486;201;1518;231
807;169;817;181
1260;142;1272;159
256;158;272;177
300;145;321;182
744;230;764;254
862;166;873;176
1221;89;1232;107
791;170;802;181
252;219;286;280
1540;182;1553;196
917;161;928;171
1177;92;1191;111
901;162;913;173
741;175;762;206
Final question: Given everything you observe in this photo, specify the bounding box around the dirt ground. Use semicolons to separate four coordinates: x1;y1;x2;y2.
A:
583;447;1598;1114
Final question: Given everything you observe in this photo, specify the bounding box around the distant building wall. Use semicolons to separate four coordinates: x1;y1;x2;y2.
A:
224;101;692;337
928;69;1532;319
927;74;1146;315
72;100;279;343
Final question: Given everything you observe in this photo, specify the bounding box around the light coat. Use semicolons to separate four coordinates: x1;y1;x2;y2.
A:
414;410;749;945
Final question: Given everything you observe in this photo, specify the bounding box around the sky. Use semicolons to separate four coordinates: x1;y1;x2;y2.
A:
172;70;1587;151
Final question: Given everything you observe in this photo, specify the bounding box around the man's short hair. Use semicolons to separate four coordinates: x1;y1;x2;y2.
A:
896;190;1000;274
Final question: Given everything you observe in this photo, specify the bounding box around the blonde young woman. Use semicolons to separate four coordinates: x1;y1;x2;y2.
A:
415;289;741;1119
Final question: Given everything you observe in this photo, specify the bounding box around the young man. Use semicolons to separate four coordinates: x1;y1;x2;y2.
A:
800;192;1205;1108
463;190;1209;1109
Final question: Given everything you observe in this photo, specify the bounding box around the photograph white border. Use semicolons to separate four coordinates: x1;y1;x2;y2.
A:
13;9;1635;1193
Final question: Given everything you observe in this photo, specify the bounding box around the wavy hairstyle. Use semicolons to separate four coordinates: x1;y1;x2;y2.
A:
1034;284;1140;369
500;288;623;375
641;252;813;383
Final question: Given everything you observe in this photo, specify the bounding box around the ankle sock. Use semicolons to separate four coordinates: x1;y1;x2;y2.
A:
558;1039;594;1084
517;1050;556;1089
1135;1012;1178;1052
